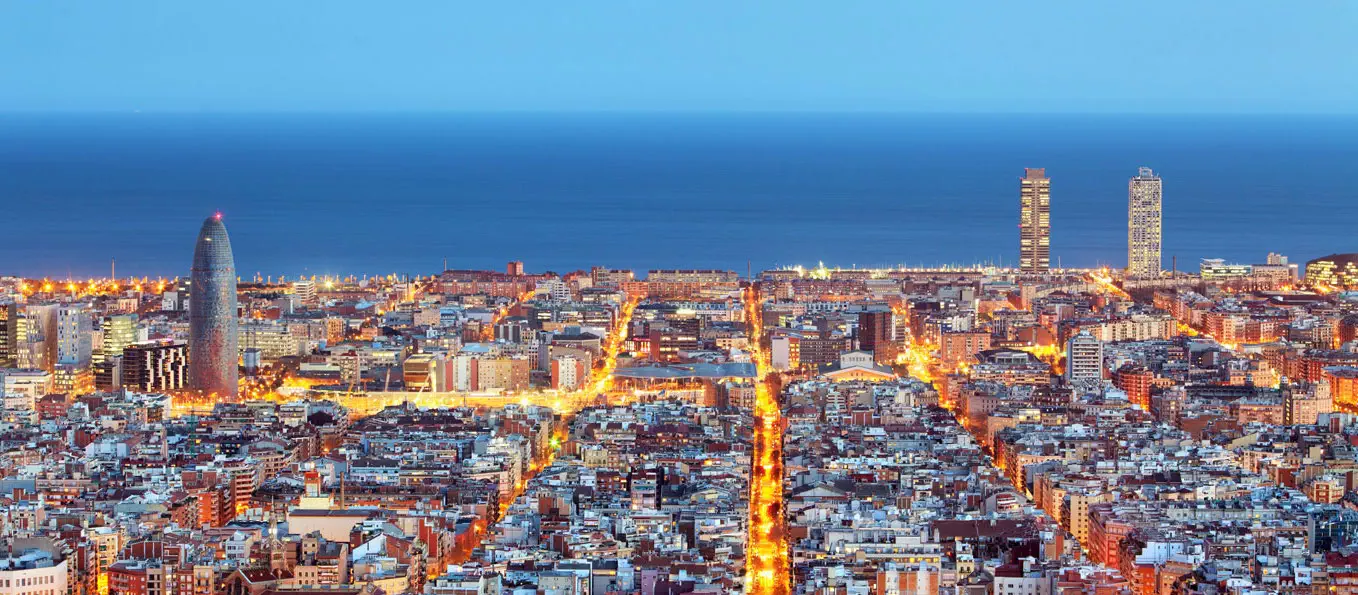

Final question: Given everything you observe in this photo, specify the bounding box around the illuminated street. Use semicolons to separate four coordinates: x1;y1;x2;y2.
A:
742;284;790;595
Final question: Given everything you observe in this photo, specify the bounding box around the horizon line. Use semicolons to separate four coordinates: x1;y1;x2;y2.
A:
2;108;1357;117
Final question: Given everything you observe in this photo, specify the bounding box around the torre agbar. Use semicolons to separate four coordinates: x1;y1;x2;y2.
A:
188;214;239;399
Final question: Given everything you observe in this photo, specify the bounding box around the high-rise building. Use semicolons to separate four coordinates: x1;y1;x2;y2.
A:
189;214;239;399
1127;167;1163;277
95;314;138;390
23;303;59;371
1065;331;1103;392
123;341;189;392
507;261;525;276
857;310;896;365
0;303;17;368
1018;168;1051;273
56;305;93;367
99;314;138;362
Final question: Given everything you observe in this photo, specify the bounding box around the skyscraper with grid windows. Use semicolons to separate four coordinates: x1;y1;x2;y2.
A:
1128;167;1163;278
1019;168;1051;273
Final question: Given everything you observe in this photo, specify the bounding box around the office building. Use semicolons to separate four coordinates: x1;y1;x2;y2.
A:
0;303;17;368
857;310;896;365
1065;331;1103;392
1018;168;1051;273
241;322;304;359
53;363;94;396
100;314;138;361
23;304;58;371
1200;258;1253;281
1306;253;1358;288
123;341;189;392
2;369;52;400
292;280;318;308
94;314;138;390
189;214;239;398
56;305;93;367
1127;167;1163;277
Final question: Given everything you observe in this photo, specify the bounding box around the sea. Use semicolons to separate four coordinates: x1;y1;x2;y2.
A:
1;112;1355;279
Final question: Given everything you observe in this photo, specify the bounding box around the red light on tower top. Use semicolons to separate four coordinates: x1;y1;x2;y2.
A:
213;211;223;221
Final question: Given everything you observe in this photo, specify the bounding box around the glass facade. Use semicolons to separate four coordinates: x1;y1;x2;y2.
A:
189;215;239;399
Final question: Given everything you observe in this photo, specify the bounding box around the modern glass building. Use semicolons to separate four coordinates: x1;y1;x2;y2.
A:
1306;253;1358;288
189;214;239;399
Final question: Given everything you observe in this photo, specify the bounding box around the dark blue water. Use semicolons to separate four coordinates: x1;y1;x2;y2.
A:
1;113;1355;278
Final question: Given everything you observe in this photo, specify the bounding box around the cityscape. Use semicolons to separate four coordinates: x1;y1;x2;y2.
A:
4;2;1357;595
2;163;1358;595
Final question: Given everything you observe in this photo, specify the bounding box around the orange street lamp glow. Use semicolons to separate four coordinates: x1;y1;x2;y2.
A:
742;285;790;594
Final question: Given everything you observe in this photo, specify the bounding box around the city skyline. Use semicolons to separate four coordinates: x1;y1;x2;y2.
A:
6;157;1330;280
3;4;1356;594
5;112;1354;279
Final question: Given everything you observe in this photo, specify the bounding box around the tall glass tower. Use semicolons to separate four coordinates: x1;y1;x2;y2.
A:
189;214;239;398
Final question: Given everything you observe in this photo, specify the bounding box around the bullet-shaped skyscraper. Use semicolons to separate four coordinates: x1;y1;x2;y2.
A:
1127;167;1163;278
1019;168;1051;273
189;214;239;398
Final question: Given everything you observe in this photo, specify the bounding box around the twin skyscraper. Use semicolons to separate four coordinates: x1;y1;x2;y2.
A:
1018;167;1163;276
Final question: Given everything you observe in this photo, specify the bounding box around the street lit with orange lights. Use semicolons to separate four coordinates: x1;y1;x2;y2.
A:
447;294;638;561
742;285;790;595
223;291;642;565
166;292;642;419
1086;269;1131;300
896;342;937;384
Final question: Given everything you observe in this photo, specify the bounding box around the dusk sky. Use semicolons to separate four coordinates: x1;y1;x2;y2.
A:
2;1;1355;113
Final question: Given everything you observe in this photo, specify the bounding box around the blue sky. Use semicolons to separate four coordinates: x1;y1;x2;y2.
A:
2;1;1354;113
